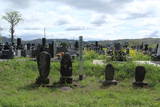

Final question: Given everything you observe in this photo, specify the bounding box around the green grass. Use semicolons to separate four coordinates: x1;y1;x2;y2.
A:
0;57;160;107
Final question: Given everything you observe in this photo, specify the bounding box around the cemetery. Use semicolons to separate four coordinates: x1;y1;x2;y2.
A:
0;1;160;106
0;36;160;107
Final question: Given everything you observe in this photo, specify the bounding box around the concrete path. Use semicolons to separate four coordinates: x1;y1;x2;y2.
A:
92;60;160;67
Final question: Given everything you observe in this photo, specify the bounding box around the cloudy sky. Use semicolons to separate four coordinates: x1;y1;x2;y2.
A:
0;0;160;41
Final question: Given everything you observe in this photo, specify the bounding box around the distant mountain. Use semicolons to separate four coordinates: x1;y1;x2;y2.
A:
1;36;160;47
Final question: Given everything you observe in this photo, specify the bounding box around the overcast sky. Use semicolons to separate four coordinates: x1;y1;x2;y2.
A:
0;0;160;40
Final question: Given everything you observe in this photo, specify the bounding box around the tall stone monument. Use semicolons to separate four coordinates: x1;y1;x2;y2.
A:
60;53;72;84
35;51;51;85
79;36;84;80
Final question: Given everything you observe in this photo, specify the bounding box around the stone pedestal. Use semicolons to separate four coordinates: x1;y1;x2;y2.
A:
132;82;148;87
103;80;117;86
60;77;73;84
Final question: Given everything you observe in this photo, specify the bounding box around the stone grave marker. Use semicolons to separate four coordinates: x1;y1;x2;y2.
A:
144;44;148;51
17;38;22;49
35;51;51;85
133;66;148;87
156;43;160;56
126;48;130;55
114;43;121;51
49;43;54;57
74;41;79;50
140;42;143;50
79;36;84;80
103;64;117;86
42;38;46;48
60;53;72;84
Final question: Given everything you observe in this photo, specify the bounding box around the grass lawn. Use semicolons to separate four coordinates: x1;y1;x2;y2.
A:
0;56;160;107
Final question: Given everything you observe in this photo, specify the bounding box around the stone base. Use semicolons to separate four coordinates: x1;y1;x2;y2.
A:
103;80;118;86
60;77;72;84
35;77;49;85
132;82;148;87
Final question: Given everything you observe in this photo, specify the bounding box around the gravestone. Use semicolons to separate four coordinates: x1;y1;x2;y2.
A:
17;50;21;57
156;43;160;56
126;48;130;55
17;38;22;49
140;42;143;50
4;42;10;50
27;43;31;50
133;66;148;87
124;42;129;48
35;51;51;85
114;43;121;51
155;44;159;54
49;43;54;57
103;64;117;86
79;36;84;80
74;41;79;50
53;40;56;57
60;53;72;84
144;44;148;51
42;38;46;48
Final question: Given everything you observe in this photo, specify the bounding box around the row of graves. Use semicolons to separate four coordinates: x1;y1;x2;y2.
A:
106;42;129;61
85;41;105;55
0;37;81;60
35;36;148;88
130;42;160;61
0;37;155;88
105;41;160;62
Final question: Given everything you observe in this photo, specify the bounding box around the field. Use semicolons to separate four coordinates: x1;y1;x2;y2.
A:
0;50;160;107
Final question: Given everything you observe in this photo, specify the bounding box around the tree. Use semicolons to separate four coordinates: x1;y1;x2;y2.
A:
2;11;23;45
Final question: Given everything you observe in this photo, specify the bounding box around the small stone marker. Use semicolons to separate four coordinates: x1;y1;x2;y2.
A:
35;51;51;85
103;64;117;86
133;66;148;87
60;53;72;84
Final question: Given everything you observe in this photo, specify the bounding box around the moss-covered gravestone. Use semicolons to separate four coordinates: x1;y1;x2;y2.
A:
35;51;51;85
103;64;117;86
60;53;72;84
133;66;148;87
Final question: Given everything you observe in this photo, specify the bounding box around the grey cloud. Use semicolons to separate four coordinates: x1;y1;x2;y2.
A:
91;15;107;26
55;0;133;13
51;0;133;13
55;19;70;26
125;11;152;20
65;26;90;31
5;0;31;8
0;27;3;31
3;0;133;13
23;27;42;30
147;31;159;38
